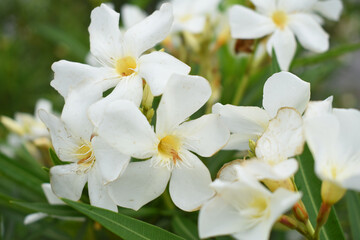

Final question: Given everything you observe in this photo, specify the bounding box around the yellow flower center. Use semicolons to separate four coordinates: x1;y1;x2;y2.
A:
272;10;288;29
76;142;95;171
115;56;137;77
249;197;270;219
158;135;181;164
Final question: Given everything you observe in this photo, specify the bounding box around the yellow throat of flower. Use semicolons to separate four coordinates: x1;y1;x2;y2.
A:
158;135;181;164
76;142;95;171
249;196;270;219
272;10;288;29
115;56;137;77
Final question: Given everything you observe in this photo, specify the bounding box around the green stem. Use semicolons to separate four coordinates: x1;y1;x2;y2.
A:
231;41;259;105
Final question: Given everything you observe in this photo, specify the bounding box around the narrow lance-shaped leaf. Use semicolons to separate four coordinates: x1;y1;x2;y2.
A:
293;42;360;67
345;191;360;240
295;145;345;240
63;199;185;240
172;215;199;240
11;201;83;217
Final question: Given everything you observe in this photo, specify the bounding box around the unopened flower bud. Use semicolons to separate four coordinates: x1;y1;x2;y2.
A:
293;202;309;223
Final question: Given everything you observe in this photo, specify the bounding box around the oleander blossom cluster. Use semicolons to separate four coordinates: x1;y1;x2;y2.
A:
22;1;360;239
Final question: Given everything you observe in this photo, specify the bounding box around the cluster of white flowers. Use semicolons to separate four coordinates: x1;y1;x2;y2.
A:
15;0;359;239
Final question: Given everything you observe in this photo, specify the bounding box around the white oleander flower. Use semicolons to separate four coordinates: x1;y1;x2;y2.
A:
213;71;309;151
199;168;301;239
229;0;330;70
97;74;230;211
170;0;221;34
1;99;52;142
305;107;360;203
213;72;309;180
39;83;130;212
52;3;190;107
24;183;84;225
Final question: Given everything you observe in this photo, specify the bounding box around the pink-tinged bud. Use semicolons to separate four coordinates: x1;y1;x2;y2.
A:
293;202;309;223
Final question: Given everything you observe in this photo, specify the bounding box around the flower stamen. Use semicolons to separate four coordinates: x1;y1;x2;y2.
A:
272;10;288;29
115;56;137;77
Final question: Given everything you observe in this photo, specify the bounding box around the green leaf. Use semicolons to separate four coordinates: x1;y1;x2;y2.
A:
346;191;360;240
63;199;185;240
49;148;68;166
295;146;345;240
11;201;83;217
172;215;199;240
271;48;281;73
293;42;360;67
0;152;43;195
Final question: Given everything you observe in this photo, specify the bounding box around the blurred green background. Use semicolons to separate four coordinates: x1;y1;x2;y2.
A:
0;0;360;239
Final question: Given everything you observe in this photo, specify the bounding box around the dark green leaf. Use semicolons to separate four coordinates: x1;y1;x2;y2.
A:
11;201;83;217
172;215;199;240
271;48;281;73
346;191;360;240
295;145;345;240
63;199;185;240
293;42;360;67
49;148;68;166
0;152;43;195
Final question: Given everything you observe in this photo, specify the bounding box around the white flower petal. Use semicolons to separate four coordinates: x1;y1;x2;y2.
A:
156;74;211;135
89;4;123;65
289;13;329;53
177;114;229;157
108;160;170;210
124;3;173;57
243;158;299;180
121;4;147;29
97;100;158;159
138;51;191;96
217;160;243;182
24;213;47;225
278;0;317;12
269;28;297;71
304;96;333;120
61;82;103;140
88;165;118;212
88;75;143;128
169;150;214;211
42;183;64;205
92;136;130;184
263;71;310;118
304;113;339;180
213;103;270;150
51;60;116;98
50;164;88;201
199;196;247;239
333;109;360;160
251;0;276;14
173;16;206;34
313;0;343;21
229;5;275;39
222;133;259;151
256;108;305;161
342;174;360;191
38;110;79;162
269;188;302;222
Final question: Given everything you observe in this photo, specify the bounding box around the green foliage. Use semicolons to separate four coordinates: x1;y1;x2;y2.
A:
63;199;185;240
346;191;360;240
